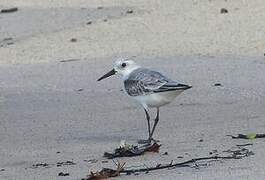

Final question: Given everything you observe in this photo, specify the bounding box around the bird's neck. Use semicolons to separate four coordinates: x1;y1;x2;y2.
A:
122;66;141;80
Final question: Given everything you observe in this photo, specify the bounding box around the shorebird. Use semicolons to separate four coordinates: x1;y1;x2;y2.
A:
97;59;192;144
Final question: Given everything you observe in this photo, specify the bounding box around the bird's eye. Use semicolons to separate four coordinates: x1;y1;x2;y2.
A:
121;63;126;68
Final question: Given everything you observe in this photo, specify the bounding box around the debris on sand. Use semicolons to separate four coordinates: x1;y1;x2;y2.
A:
126;9;134;14
86;21;92;25
31;160;76;169
1;7;18;13
60;58;80;63
103;140;161;159
162;152;168;155
83;162;125;180
220;8;228;14
76;88;84;92
84;159;98;163
227;133;265;139
84;146;253;179
236;143;253;147
70;38;77;42
56;160;76;167
0;37;14;47
31;163;50;168
214;83;222;87
58;172;70;176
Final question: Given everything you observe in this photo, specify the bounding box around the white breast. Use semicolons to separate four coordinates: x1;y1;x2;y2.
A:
132;90;184;109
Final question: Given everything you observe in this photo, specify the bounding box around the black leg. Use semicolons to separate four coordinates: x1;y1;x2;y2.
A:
144;108;151;139
138;108;151;144
150;108;159;138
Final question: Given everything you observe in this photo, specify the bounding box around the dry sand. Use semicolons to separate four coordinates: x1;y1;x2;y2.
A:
1;0;265;179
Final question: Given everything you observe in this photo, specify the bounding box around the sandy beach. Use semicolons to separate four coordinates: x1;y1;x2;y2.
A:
1;0;265;179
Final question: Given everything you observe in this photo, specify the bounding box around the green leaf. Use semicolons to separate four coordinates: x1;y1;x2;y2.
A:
246;133;257;139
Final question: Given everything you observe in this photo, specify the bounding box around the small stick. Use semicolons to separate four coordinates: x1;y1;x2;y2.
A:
119;155;244;174
236;143;253;147
85;147;252;179
1;8;18;13
60;58;80;63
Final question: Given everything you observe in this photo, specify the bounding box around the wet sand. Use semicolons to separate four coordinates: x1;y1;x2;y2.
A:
1;0;265;179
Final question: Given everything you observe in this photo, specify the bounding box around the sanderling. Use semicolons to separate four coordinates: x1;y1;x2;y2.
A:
98;59;192;144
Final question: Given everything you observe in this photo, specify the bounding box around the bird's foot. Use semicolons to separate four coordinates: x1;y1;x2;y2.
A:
137;137;159;145
137;139;151;144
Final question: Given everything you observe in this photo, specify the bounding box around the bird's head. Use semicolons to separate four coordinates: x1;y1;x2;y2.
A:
97;58;140;81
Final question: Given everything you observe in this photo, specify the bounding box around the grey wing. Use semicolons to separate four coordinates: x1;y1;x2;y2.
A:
124;68;192;96
124;68;169;96
153;82;192;93
124;80;151;96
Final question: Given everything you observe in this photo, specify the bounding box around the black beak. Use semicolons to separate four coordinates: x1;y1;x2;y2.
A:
97;69;116;81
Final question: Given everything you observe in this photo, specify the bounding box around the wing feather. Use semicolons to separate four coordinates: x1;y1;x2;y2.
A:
124;68;191;96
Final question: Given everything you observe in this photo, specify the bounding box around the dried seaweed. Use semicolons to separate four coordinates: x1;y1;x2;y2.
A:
104;142;161;159
120;148;252;175
83;162;125;180
227;133;265;139
58;172;70;176
83;147;253;179
31;160;76;169
56;160;76;167
31;163;50;168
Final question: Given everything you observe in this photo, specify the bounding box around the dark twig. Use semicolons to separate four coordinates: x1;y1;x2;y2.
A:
1;7;18;13
120;155;245;174
112;159;118;166
236;143;253;147
60;58;81;63
84;147;252;179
